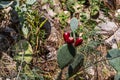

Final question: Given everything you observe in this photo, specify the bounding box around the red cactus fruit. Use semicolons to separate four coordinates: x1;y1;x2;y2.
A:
66;37;74;44
74;38;83;47
63;32;70;42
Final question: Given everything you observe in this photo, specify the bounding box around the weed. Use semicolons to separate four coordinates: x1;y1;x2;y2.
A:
58;11;70;29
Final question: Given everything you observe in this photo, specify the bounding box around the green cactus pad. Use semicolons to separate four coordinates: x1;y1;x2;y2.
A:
68;54;84;77
114;73;120;80
57;44;76;69
106;49;120;72
70;17;78;32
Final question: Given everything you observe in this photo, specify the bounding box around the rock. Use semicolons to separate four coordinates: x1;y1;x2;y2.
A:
42;4;56;17
97;11;110;22
115;9;120;17
96;21;118;33
105;28;120;48
47;9;56;17
46;46;57;60
6;78;10;80
85;66;95;80
95;21;119;42
112;43;118;49
115;9;120;21
86;66;95;76
3;7;12;13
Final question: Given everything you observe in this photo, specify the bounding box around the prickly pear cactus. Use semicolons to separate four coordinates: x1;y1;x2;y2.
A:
68;54;84;77
70;17;78;32
106;49;120;80
57;44;76;69
114;73;120;80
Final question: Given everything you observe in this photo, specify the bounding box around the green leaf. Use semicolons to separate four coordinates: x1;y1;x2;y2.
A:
26;0;36;5
87;41;100;49
22;26;29;38
57;44;76;69
106;49;120;72
70;17;78;32
24;64;34;78
0;1;14;9
12;40;33;63
66;0;75;13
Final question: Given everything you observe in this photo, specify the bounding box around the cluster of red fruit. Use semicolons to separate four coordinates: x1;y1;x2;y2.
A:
63;32;83;47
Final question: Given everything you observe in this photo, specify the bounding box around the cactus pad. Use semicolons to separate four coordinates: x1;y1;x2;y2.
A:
57;44;76;69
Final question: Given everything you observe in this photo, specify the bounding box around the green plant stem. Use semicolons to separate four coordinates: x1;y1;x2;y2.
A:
73;31;76;40
16;43;25;80
36;19;47;35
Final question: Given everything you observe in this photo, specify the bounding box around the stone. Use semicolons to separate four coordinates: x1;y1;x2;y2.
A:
97;21;118;33
105;28;120;48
